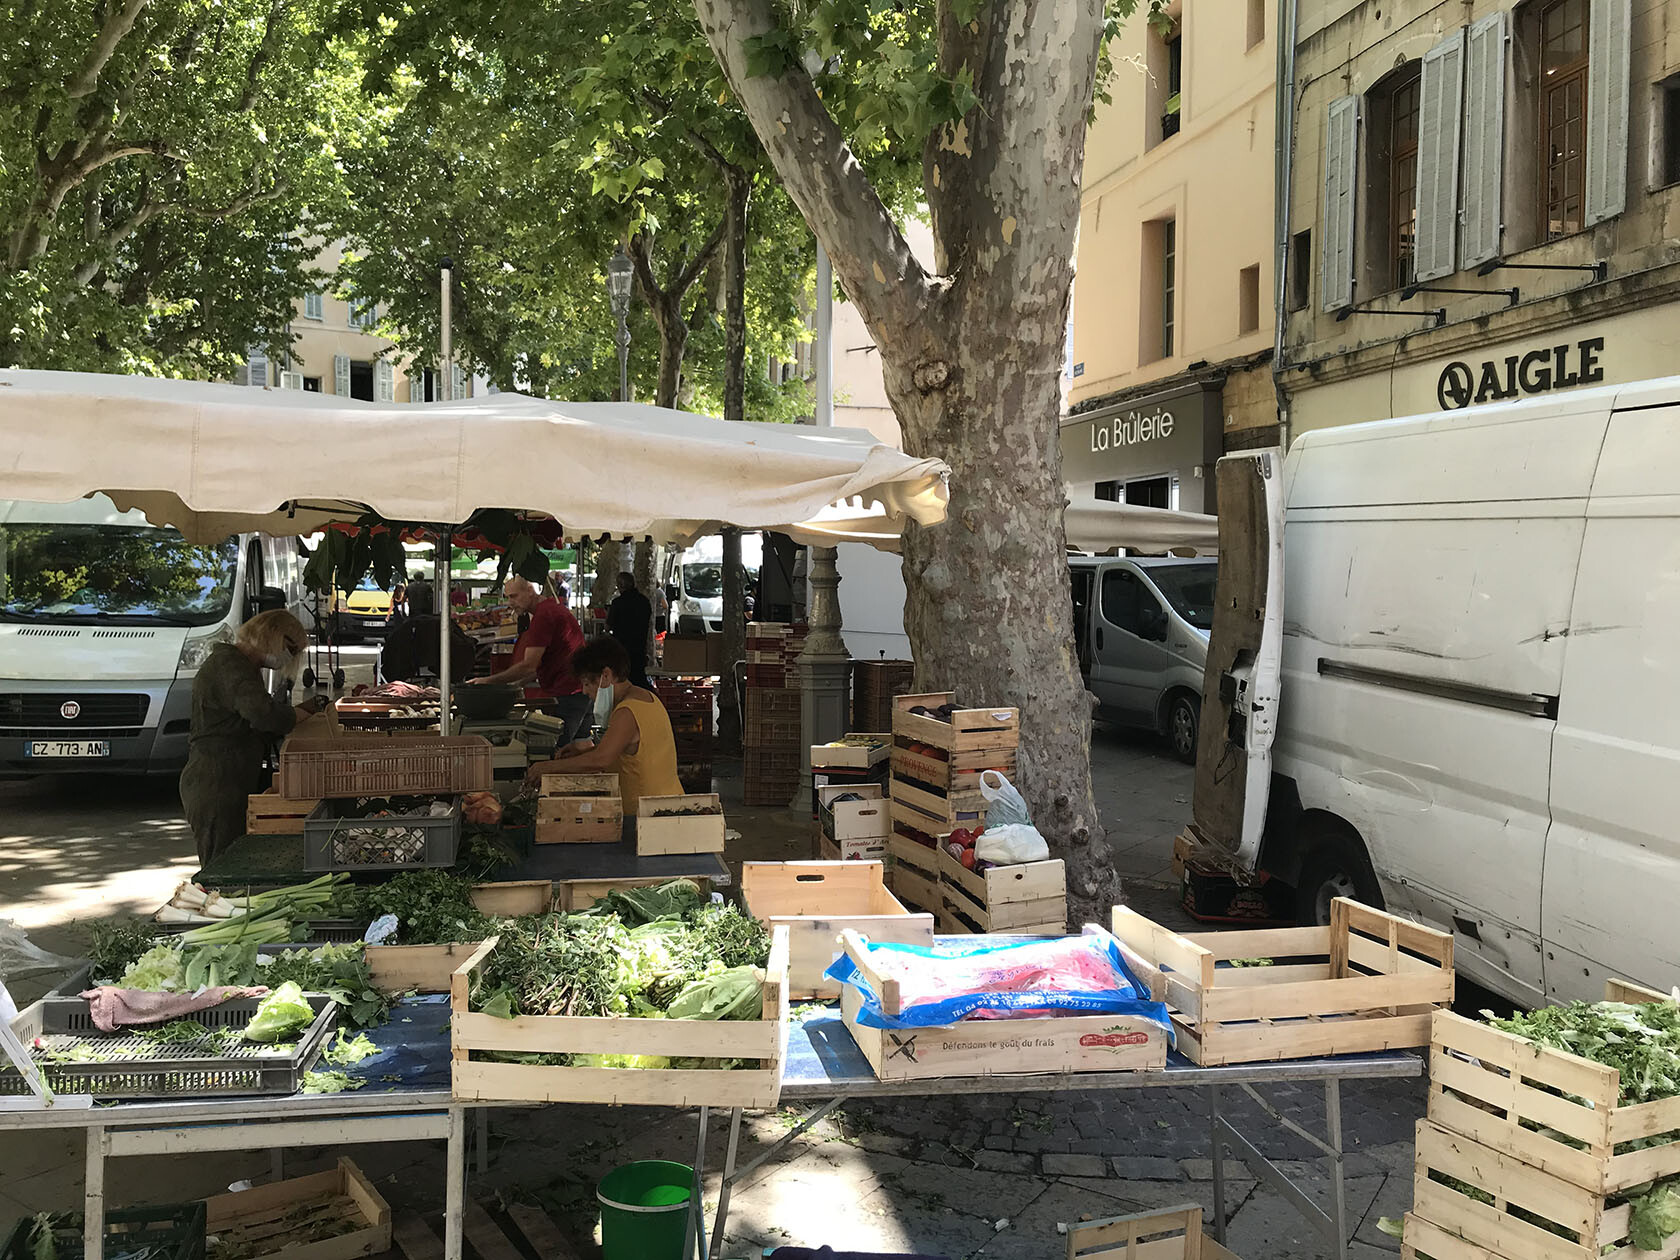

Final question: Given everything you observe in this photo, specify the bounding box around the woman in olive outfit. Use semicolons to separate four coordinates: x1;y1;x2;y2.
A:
179;610;321;864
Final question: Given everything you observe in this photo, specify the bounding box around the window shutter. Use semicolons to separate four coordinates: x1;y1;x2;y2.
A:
1320;95;1360;311
409;370;426;403
303;292;323;321
1459;11;1507;270
1585;0;1632;226
375;359;394;401
1414;29;1466;282
451;363;466;399
246;346;268;387
333;353;350;397
280;371;304;390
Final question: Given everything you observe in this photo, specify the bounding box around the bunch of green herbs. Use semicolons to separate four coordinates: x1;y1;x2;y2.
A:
350;869;495;945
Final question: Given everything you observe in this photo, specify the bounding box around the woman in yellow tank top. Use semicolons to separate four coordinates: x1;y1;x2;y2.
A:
525;636;682;817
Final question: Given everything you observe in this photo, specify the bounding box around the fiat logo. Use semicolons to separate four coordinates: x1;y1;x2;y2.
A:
60;701;81;720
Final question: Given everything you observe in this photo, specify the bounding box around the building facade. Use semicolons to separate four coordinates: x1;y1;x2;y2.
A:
1063;0;1280;515
1281;0;1680;433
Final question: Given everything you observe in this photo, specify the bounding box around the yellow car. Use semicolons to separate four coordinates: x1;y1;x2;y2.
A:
331;577;395;639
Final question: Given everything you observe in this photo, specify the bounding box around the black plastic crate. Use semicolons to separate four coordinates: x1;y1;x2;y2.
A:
303;796;461;872
1;1202;206;1260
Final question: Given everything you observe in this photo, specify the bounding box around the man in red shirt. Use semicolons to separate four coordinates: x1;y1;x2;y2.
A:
470;575;590;740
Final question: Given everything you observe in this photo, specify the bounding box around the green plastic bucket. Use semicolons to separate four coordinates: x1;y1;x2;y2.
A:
597;1159;694;1260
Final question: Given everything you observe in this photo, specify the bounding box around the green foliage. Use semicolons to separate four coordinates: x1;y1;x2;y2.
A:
1484;998;1680;1107
355;869;494;945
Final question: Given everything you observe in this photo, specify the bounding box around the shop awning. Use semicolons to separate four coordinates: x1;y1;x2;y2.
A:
0;370;950;548
1063;498;1218;555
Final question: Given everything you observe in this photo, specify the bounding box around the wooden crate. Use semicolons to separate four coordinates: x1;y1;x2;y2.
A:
741;861;934;1000
246;791;320;836
1426;980;1680;1197
890;691;1020;753
538;772;619;797
1110;898;1455;1066
886;830;941;915
553;873;712;913
468;880;554;918
203;1157;391;1260
449;928;789;1108
889;776;988;830
818;783;890;845
1067;1204;1240;1260
937;850;1067;934
535;794;623;845
637;793;726;855
890;743;1016;793
835;929;1166;1081
818;833;886;862
366;940;491;994
1407;1119;1676;1260
812;735;891;769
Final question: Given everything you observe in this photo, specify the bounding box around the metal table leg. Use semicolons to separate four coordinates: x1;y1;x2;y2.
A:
687;1106;711;1260
84;1125;105;1260
1208;1085;1227;1242
445;1106;465;1260
1213;1079;1353;1260
708;1108;744;1258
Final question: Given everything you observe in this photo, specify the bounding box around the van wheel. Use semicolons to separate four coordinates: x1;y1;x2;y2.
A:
1166;693;1199;764
1295;834;1383;925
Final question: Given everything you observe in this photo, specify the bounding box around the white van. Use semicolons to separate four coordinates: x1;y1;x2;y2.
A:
1197;379;1680;1007
0;495;306;777
667;533;763;634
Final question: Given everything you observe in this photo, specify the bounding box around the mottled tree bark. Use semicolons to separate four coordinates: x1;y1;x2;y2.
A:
692;0;1116;921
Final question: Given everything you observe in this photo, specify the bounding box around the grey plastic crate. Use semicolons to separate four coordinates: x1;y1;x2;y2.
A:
302;796;461;872
1;993;337;1099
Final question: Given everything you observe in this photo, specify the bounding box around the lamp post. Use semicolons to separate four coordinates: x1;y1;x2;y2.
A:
606;244;634;403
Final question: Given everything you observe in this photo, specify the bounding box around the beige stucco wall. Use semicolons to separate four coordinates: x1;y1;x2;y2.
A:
1285;0;1680;432
1069;0;1277;412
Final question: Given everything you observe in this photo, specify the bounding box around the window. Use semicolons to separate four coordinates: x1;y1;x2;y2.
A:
1161;219;1177;358
302;377;321;392
349;361;375;401
1358;65;1421;296
1246;0;1266;52
1238;264;1261;335
349;299;378;330
1390;73;1422;288
1100;568;1165;640
1146;21;1183;149
1660;76;1680;188
1164;36;1184;138
1540;0;1588;239
303;292;324;321
1138;218;1177;363
1289;230;1312;311
1126;477;1171;509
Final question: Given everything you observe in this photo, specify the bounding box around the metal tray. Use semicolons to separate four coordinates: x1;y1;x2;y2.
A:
1;992;338;1099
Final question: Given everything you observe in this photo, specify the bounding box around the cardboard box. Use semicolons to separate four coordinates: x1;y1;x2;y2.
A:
661;634;724;676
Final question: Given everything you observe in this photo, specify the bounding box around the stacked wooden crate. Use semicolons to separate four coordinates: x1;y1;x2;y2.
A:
850;659;915;733
651;675;714;793
246;790;319;836
743;622;804;806
886;690;1018;915
817;782;891;861
1401;979;1678;1260
535;773;622;844
938;853;1067;936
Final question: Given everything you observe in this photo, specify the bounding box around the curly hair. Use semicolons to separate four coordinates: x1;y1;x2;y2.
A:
571;635;631;683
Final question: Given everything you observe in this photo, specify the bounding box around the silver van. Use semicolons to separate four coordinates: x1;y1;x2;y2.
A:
1069;556;1217;762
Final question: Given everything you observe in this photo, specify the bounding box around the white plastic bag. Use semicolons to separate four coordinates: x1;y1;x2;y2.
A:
976;823;1051;865
977;770;1033;828
0;920;83;982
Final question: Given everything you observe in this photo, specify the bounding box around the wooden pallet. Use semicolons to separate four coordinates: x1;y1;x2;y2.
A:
890;691;1020;753
246;791;320;836
393;1198;586;1260
1067;1203;1239;1260
1408;1118;1680;1260
937;849;1067;934
1111;898;1455;1066
1427;979;1679;1196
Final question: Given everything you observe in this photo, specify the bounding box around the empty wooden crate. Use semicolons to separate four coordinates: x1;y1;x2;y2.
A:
1067;1204;1238;1260
1110;897;1454;1065
819;783;890;849
202;1157;391;1260
536;773;622;845
741;861;934;999
938;850;1066;934
246;791;319;836
637;793;726;855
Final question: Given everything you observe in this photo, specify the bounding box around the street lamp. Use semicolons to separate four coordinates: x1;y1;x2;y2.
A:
606;244;634;403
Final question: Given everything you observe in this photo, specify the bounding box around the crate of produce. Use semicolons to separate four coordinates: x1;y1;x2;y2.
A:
302;796;461;872
886;829;941;915
834;929;1167;1081
536;795;623;845
812;734;891;770
366;939;497;994
890;741;1016;792
938;850;1067;935
553;873;717;913
1;993;338;1100
1425;980;1680;1197
203;1158;390;1260
818;783;890;845
246;791;320;837
818;833;885;863
448;927;790;1108
2;1202;206;1260
1406;1117;1667;1260
638;793;726;855
468;879;554;918
889;775;988;832
890;691;1020;753
278;735;491;799
741;861;934;999
1109;898;1454;1066
1066;1203;1240;1260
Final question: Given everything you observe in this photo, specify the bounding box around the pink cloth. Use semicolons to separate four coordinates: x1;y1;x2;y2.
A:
78;985;268;1033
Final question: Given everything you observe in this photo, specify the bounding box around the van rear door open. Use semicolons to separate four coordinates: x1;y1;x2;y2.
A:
1189;451;1284;870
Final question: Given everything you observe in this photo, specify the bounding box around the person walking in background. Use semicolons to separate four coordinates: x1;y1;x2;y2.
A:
606;572;653;686
469;573;589;741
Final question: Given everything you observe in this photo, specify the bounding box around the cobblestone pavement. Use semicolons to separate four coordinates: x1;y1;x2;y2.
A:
1;727;1425;1257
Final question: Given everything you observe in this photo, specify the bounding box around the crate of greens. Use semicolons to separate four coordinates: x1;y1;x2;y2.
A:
449;879;789;1108
1425;980;1680;1200
355;870;548;994
2;1202;206;1260
302;796;460;872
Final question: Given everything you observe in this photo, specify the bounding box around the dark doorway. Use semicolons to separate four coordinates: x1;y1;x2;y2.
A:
350;361;375;401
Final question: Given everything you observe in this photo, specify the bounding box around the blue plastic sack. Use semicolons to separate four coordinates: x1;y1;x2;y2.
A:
825;928;1172;1039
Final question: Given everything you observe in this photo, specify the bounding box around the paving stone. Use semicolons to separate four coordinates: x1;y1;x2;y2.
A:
1178;1158;1259;1183
1043;1153;1108;1178
973;1150;1038;1174
1110;1156;1185;1181
1219;1176;1388;1260
848;1131;913;1157
983;1134;1016;1152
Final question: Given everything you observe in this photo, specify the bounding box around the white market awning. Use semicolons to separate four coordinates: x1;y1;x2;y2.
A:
1062;497;1218;555
0;370;950;548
